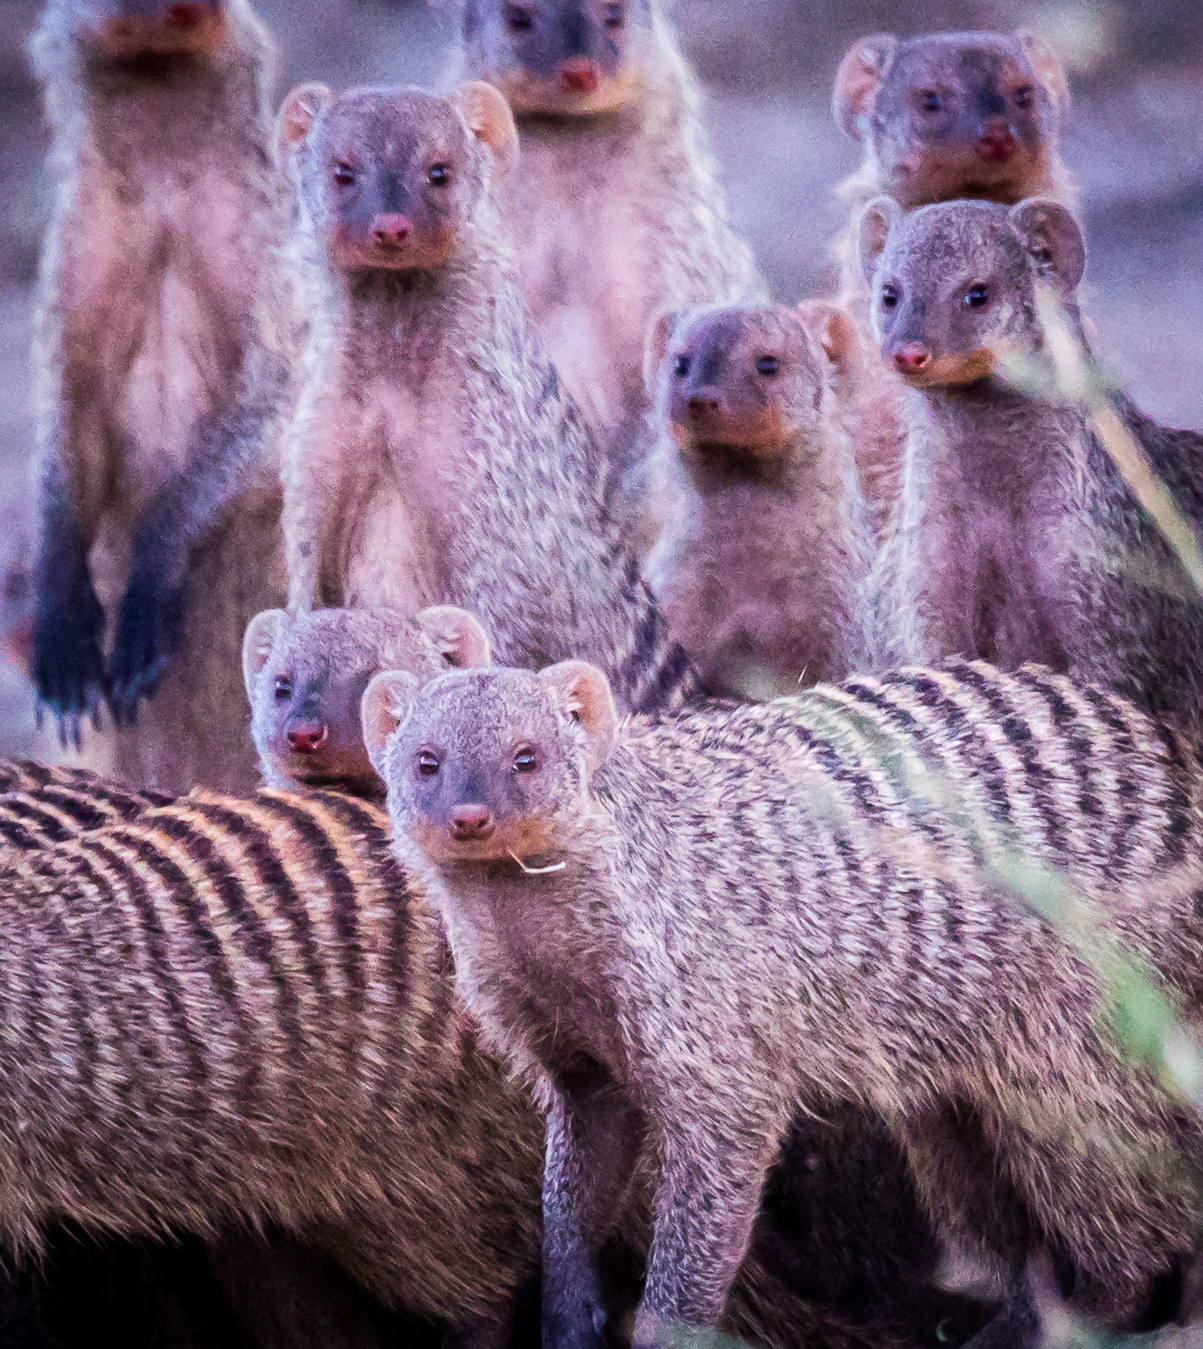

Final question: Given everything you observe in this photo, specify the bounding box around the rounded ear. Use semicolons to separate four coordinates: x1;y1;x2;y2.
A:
643;308;683;394
833;34;898;142
539;661;616;769
242;609;288;701
361;670;421;777
450;80;519;175
274;83;333;165
1014;29;1070;111
797;301;862;380
1008;198;1085;294
858;195;901;284
415;606;492;670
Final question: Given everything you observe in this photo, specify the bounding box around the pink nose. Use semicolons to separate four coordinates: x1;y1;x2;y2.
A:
559;58;601;94
450;804;495;842
976;126;1017;163
286;721;328;755
893;343;932;375
165;4;207;28
686;390;722;417
371;215;412;248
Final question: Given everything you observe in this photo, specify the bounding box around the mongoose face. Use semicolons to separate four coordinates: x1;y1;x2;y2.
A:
859;196;1086;389
650;303;859;462
244;606;491;795
834;31;1068;210
62;0;228;60
365;663;614;866
461;0;654;116
281;83;517;274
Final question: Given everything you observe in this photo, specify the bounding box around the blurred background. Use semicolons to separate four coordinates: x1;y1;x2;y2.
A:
0;0;1199;755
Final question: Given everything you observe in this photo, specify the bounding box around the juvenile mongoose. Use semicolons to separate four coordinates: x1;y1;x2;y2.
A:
831;29;1074;516
371;657;1203;1344
455;0;762;464
30;0;287;792
863;195;1203;727
279;79;697;716
642;301;873;698
243;604;492;798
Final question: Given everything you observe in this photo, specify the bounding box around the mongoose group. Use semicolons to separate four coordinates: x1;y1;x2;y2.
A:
5;1;1203;1347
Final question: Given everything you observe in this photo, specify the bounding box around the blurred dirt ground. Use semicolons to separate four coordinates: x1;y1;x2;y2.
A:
0;0;1199;761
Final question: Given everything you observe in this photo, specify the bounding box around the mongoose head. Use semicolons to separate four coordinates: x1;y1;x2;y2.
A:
459;0;656;117
859;196;1085;389
364;663;615;867
834;31;1068;210
646;302;861;463
59;0;229;59
244;606;492;796
277;81;518;273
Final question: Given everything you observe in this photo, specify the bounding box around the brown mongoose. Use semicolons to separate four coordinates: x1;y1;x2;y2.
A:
278;79;697;717
370;656;1203;1343
243;604;492;798
862;195;1203;727
29;0;287;793
831;29;1074;519
641;301;873;698
454;0;762;467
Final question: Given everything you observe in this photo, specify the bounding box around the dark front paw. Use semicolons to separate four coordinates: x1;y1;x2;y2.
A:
108;569;185;727
32;573;106;750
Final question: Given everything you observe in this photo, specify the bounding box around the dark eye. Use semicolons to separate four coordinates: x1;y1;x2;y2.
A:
505;3;534;30
756;355;780;377
331;162;357;187
919;90;943;114
673;354;690;378
273;676;292;702
427;163;451;187
963;285;989;309
417;749;441;777
880;284;899;310
603;2;625;27
513;745;538;774
1013;85;1034;109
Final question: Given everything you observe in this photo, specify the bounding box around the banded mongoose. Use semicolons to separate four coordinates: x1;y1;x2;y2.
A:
0;760;172;850
863;195;1203;728
278;79;697;716
243;604;492;798
30;0;287;793
642;301;873;698
370;656;1203;1343
831;29;1074;517
455;0;762;466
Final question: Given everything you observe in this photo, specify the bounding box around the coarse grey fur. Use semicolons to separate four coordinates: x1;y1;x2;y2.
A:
371;656;1203;1344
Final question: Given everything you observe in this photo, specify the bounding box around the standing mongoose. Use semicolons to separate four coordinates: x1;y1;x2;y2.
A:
455;0;762;467
30;0;287;793
863;195;1203;726
641;301;873;698
370;656;1203;1345
243;604;492;797
278;80;697;716
830;29;1074;519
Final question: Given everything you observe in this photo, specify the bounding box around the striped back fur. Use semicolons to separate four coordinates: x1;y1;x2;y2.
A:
0;761;173;850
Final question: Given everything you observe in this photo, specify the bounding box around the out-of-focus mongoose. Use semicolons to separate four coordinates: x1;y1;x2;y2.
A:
455;0;762;463
642;301;873;698
831;29;1074;517
0;760;171;848
30;0;286;793
278;80;697;716
243;604;492;797
863;195;1203;726
372;657;1203;1344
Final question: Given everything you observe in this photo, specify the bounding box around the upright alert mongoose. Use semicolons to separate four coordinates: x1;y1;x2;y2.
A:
863;195;1203;728
642;301;873;698
831;29;1074;518
371;657;1203;1345
278;79;697;716
30;0;287;792
455;0;762;466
